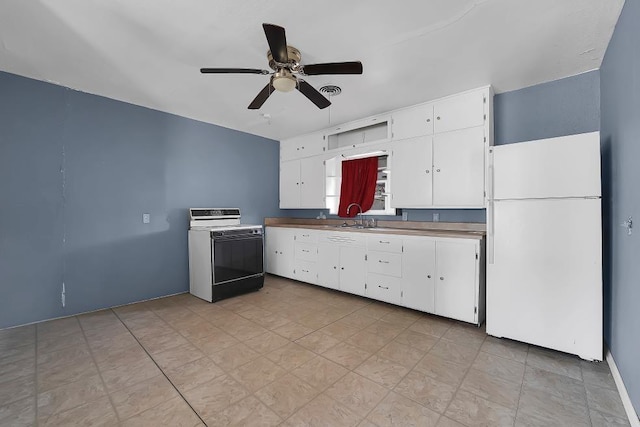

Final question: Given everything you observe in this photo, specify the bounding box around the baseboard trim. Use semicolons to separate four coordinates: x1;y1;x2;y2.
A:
1;291;188;331
606;347;640;427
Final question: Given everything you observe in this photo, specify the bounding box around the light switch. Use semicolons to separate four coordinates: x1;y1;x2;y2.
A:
142;213;150;224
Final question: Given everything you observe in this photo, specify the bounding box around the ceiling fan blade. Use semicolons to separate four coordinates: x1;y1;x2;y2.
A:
302;61;363;75
263;23;288;64
248;82;275;109
200;68;269;74
297;80;331;109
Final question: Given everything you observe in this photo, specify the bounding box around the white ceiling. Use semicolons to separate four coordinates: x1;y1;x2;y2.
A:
0;0;624;141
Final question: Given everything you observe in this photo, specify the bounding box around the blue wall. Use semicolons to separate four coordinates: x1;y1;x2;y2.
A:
494;70;601;145
0;71;280;329
600;0;640;414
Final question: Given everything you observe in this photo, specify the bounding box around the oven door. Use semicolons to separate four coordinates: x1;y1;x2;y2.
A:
211;234;264;285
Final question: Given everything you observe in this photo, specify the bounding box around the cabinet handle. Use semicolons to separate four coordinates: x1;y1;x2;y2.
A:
301;181;305;184
440;277;444;280
302;269;309;273
378;285;389;290
436;116;441;120
302;234;309;237
427;275;431;278
379;240;390;244
302;249;309;253
378;260;389;264
425;170;430;174
436;169;441;172
426;118;431;122
301;146;305;149
333;266;337;269
296;182;299;185
341;267;345;270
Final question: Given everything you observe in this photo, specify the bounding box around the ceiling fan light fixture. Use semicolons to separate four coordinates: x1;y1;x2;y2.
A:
272;69;297;92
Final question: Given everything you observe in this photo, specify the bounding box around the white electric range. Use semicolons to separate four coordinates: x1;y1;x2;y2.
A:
187;208;264;302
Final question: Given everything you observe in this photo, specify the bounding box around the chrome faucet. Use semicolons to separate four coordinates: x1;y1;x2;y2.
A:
346;203;364;227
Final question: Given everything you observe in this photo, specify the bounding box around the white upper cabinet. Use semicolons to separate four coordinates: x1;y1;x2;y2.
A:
390;136;433;208
280;157;325;209
391;104;434;141
279;86;492;211
432;127;486;207
280;132;326;161
433;89;486;134
279;160;301;208
299;156;326;208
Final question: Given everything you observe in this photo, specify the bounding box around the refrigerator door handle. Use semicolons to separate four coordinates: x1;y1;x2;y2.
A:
487;200;495;264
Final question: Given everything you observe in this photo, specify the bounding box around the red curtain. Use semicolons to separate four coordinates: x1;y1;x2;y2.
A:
338;156;378;217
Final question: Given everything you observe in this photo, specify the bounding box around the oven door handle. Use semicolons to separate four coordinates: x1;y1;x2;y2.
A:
211;235;263;242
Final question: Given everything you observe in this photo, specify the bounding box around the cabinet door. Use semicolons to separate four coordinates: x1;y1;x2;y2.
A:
435;240;478;323
279;160;300;208
432;127;485;207
281;132;326;161
390;136;433;208
392;104;434;140
433;90;485;134
300;156;326;208
402;238;436;313
317;243;340;290
265;227;295;279
339;246;366;296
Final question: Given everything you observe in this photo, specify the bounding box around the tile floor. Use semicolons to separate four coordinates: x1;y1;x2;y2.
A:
0;275;631;426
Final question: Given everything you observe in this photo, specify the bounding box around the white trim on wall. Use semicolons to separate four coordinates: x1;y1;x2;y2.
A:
606;348;640;426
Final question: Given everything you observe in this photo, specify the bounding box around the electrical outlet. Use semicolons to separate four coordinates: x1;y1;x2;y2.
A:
433;213;440;222
402;211;408;221
142;213;150;224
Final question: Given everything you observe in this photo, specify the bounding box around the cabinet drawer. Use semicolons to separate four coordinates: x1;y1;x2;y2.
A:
366;273;401;305
367;251;402;277
294;260;317;284
367;235;403;253
295;243;317;261
296;231;317;243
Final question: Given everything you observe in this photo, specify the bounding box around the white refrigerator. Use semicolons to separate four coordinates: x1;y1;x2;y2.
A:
486;131;603;361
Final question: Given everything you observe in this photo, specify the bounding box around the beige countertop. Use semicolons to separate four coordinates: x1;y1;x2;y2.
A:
264;218;485;240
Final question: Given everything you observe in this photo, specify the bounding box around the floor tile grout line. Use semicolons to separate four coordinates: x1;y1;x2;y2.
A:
77;315;123;425
512;343;531;426
580;363;595;427
435;328;489;427
109;308;209;427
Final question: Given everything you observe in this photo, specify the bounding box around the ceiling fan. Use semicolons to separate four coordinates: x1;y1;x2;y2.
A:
200;23;363;110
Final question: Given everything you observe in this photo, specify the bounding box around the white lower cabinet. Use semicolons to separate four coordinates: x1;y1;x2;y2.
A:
293;231;319;284
401;238;436;313
402;236;481;324
317;243;340;290
266;227;484;325
338;246;367;296
317;232;366;295
434;240;479;323
265;227;296;279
